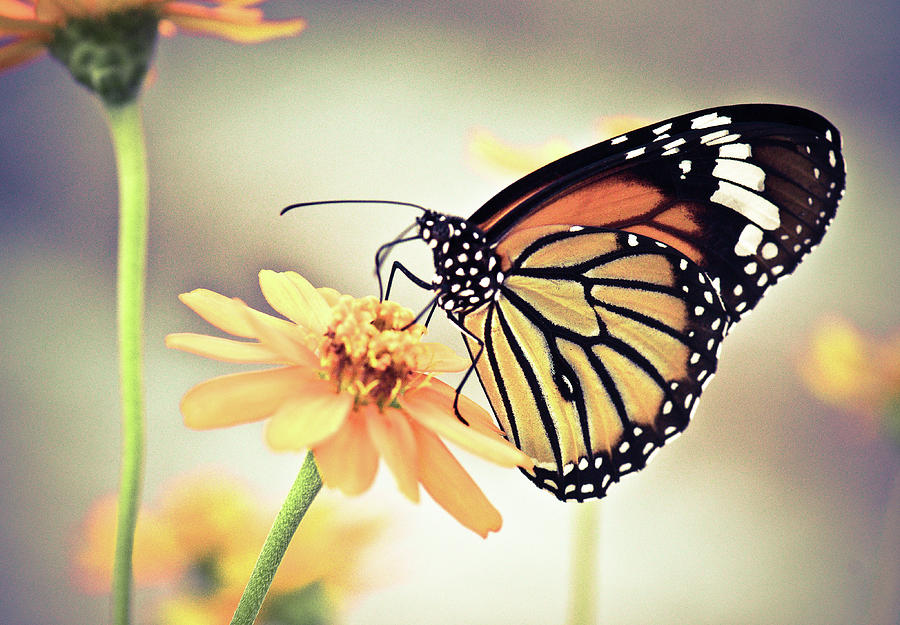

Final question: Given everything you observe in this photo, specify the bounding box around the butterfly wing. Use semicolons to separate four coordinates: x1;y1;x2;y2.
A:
469;104;845;320
462;226;729;500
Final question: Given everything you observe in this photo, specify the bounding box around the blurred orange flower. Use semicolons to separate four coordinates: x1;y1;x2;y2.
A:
467;114;650;178
166;270;532;536
799;315;900;444
0;0;305;71
72;471;384;624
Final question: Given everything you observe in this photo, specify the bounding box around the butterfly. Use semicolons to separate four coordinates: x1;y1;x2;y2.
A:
315;104;845;501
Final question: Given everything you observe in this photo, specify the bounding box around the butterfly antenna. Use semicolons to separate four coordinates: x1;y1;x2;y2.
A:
280;199;429;215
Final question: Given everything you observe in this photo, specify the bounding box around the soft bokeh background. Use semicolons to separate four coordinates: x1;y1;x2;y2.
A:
2;1;899;623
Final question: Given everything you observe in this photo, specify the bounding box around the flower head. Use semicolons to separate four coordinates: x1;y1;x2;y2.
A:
0;0;305;103
71;471;384;624
798;315;900;447
166;270;532;537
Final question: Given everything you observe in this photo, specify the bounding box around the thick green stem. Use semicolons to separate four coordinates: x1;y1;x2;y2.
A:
568;501;600;625
230;452;323;625
105;101;149;625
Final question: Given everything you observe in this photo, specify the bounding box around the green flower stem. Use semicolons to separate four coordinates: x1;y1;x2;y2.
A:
568;501;600;625
231;452;323;625
105;101;149;625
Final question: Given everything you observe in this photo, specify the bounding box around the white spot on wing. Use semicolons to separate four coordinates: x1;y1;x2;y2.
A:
691;112;732;129
712;159;766;191
710;181;781;229
653;122;673;134
734;223;764;257
760;242;779;259
706;133;741;146
718;143;752;160
700;129;729;144
626;146;646;160
611;135;628;145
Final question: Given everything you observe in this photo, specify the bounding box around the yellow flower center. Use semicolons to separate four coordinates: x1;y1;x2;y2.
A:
319;296;428;409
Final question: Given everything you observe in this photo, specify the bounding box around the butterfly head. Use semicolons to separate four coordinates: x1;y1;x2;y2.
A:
416;211;504;315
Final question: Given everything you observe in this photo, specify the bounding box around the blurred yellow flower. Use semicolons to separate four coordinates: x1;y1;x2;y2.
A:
799;315;900;443
166;270;532;537
72;471;385;624
467;115;650;178
71;493;185;593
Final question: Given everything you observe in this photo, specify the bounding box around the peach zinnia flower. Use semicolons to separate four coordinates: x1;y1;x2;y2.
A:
71;472;384;624
0;0;305;69
0;0;305;103
166;270;532;537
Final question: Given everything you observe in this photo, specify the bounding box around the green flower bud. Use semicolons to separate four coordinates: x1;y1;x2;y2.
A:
48;8;160;106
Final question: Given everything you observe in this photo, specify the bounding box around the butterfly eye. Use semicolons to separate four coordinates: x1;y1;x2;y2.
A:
428;220;451;241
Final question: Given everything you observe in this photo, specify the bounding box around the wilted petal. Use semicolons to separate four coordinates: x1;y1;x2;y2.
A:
365;405;419;502
258;270;331;335
181;366;312;429
265;389;353;451
313;413;379;496
413;424;501;538
165;332;289;364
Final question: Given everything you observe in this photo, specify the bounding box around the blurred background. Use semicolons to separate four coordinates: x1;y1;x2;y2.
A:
2;1;899;623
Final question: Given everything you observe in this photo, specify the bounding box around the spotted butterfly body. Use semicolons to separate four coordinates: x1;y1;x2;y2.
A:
413;104;844;501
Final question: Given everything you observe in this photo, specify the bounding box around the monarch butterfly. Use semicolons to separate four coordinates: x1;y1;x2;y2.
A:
296;104;846;501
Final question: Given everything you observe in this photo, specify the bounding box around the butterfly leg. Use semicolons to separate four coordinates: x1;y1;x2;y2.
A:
446;316;488;426
384;260;433;300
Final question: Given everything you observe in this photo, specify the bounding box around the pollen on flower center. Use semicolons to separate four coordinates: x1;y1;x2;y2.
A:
319;296;428;408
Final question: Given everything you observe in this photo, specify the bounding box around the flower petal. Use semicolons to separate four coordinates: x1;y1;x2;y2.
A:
164;332;289;364
0;37;45;71
264;388;353;451
415;342;470;372
0;12;51;33
258;270;331;336
181;366;312;430
162;2;306;43
416;378;502;434
412;424;502;538
240;298;320;365
317;287;342;307
403;387;531;469
313;413;379;496
0;1;38;20
365;405;419;502
179;289;292;338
